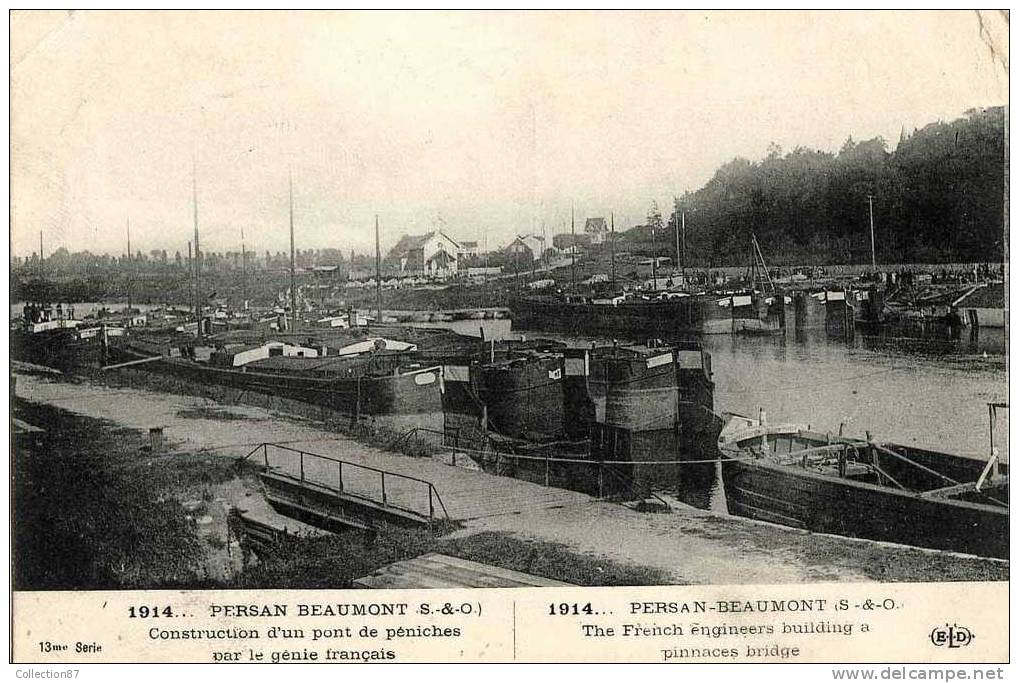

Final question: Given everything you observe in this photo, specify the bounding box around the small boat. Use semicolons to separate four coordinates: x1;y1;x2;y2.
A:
717;413;1008;559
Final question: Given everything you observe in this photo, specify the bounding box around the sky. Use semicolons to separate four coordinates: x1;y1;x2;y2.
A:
10;10;1009;258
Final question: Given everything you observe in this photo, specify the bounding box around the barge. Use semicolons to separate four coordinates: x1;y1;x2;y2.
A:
717;414;1008;559
112;335;444;433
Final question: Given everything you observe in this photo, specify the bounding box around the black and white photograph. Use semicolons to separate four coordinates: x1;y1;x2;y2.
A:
8;8;1011;666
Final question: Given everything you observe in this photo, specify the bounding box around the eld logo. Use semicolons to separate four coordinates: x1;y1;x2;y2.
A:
930;624;974;648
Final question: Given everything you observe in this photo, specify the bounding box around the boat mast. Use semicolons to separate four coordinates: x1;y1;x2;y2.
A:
610;211;616;283
241;227;247;309
867;193;876;268
289;170;298;333
570;206;576;292
193;160;202;341
681;210;687;286
187;240;193;320
126;218;132;312
673;208;680;284
375;214;382;323
650;207;658;288
751;233;775;293
749;237;756;291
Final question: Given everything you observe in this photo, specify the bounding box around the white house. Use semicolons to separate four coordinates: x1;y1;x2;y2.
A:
457;240;480;260
584;217;609;244
385;231;461;276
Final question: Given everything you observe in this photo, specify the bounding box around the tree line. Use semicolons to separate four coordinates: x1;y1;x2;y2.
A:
663;106;1005;267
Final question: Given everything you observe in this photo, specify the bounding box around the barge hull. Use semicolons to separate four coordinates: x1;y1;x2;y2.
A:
720;457;1008;559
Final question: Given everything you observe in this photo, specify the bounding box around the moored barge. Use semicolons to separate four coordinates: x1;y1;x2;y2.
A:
717;414;1008;559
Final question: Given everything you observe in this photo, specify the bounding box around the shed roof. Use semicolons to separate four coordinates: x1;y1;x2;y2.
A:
954;283;1005;309
387;231;461;258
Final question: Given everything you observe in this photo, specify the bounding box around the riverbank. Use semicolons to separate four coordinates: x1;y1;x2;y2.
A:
13;400;255;589
14;372;1008;586
12;394;666;589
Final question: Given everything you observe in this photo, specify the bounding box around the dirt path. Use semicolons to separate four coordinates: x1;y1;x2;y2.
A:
16;372;1007;585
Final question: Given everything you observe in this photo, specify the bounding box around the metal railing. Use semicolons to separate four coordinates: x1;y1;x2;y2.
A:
242;442;449;523
386;426;454;452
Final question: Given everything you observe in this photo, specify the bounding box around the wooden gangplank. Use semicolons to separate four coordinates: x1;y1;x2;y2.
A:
353;552;574;589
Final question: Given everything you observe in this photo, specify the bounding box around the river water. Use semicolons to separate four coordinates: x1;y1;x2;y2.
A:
13;300;1005;458
13;301;1005;458
423;317;1007;459
519;320;1007;512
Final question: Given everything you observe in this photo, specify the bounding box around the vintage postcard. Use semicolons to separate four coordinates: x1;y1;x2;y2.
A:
8;8;1011;671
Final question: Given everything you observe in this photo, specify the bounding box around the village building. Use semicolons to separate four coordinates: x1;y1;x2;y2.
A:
506;234;546;262
457;240;480;261
552;233;593;251
584;217;609;244
384;231;461;277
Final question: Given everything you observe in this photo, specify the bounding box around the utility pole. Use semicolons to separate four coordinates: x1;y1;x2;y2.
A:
289;170;298;333
610;212;616;283
39;231;43;267
193;160;202;341
867;194;876;268
375;214;382;323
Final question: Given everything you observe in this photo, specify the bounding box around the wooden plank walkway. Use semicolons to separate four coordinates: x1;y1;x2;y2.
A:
256;442;591;522
353;553;574;589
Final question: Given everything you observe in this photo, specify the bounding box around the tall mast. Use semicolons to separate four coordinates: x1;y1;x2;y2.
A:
39;231;43;269
374;214;382;322
541;221;547;268
650;209;658;288
193;160;202;341
187;240;193;319
867;194;876;268
750;237;756;291
241;227;248;309
570;206;576;292
673;209;680;279
610;212;616;283
289;170;298;332
751;233;775;294
681;210;687;285
126;218;133;312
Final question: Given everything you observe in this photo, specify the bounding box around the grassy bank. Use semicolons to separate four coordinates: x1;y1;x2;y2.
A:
13;398;666;589
12;400;257;590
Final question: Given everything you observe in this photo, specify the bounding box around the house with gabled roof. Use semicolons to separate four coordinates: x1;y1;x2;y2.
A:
506;234;546;262
384;231;461;276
